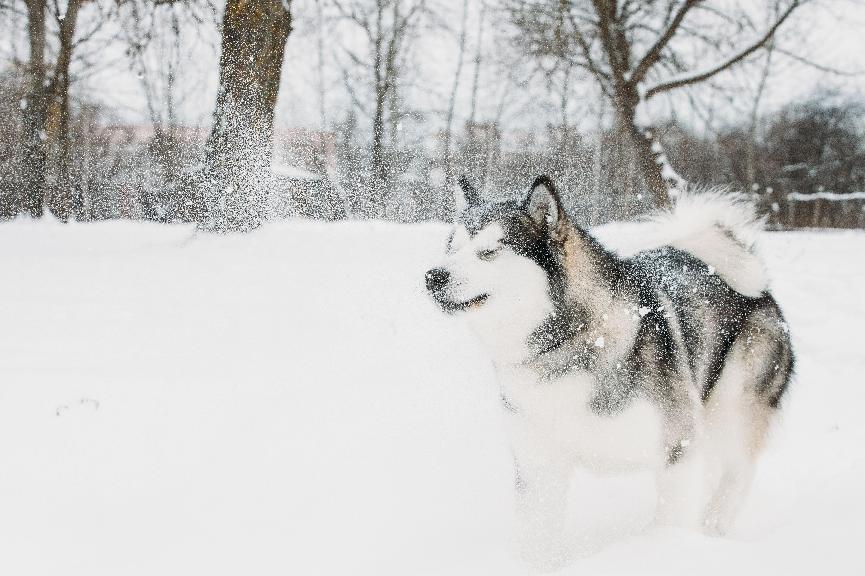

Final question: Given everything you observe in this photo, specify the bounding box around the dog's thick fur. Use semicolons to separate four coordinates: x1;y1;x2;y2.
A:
426;176;793;566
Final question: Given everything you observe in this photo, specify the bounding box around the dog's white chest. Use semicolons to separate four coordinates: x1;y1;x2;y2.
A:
498;365;665;471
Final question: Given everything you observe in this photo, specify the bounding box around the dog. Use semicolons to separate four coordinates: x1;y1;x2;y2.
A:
425;175;793;566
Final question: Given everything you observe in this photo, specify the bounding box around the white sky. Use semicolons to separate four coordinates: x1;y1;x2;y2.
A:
2;0;864;138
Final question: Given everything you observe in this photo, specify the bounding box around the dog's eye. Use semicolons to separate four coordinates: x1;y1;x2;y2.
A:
477;248;501;261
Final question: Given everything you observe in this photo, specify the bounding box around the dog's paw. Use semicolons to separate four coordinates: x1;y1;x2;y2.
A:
517;533;572;572
702;511;731;537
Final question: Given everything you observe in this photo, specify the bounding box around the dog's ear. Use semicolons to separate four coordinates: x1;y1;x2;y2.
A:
524;175;565;231
454;176;481;215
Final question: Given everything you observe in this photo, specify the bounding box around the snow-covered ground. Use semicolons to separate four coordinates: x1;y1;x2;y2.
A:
1;219;863;575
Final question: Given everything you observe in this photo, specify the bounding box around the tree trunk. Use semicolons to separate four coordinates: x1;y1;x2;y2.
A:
615;85;672;209
44;0;85;221
467;1;486;127
21;0;47;218
626;119;671;208
370;88;386;210
442;0;469;188
590;94;604;225
369;6;389;214
203;0;292;232
746;45;774;189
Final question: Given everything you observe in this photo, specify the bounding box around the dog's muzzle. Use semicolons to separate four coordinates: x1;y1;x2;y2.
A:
425;268;451;293
425;267;488;312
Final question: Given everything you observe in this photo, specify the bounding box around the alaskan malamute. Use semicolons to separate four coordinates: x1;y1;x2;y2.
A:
426;176;793;565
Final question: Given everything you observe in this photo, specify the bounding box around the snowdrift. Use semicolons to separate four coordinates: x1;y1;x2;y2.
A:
1;218;863;575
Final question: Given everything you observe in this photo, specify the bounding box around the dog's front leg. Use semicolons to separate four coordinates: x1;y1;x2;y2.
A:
511;439;573;569
654;448;706;530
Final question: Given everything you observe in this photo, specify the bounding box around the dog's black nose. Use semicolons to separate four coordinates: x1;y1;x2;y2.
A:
425;268;450;292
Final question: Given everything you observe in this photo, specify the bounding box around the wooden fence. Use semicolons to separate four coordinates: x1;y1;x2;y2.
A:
757;189;865;230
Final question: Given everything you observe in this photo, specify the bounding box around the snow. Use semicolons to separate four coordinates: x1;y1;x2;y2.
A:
648;136;687;193
787;191;865;202
270;163;323;181
1;219;864;575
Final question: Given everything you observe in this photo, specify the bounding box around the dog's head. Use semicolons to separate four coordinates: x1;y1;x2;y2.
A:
425;175;571;330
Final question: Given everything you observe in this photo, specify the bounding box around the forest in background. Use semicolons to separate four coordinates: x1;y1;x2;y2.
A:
0;0;863;230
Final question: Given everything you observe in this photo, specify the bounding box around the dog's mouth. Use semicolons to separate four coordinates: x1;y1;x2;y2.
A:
433;293;489;313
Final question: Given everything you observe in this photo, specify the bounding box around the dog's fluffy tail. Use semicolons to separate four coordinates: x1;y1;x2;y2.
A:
648;188;769;298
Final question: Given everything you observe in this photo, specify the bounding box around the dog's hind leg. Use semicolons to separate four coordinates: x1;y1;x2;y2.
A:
703;459;757;536
702;383;774;536
701;305;791;536
701;371;766;536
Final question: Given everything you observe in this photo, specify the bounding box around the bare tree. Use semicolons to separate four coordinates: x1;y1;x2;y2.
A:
467;0;487;127
20;0;48;217
508;0;805;207
744;41;776;188
117;0;218;221
333;0;428;206
203;0;292;232
315;0;328;132
441;0;469;188
44;0;89;219
120;6;217;143
19;0;112;219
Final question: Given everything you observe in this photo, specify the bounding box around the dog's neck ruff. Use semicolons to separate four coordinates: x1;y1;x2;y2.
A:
518;225;637;381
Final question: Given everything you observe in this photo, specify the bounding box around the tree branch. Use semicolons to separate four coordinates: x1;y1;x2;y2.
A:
775;46;865;77
589;0;627;88
628;0;701;85
644;0;800;99
563;6;612;96
332;0;375;44
341;68;369;118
